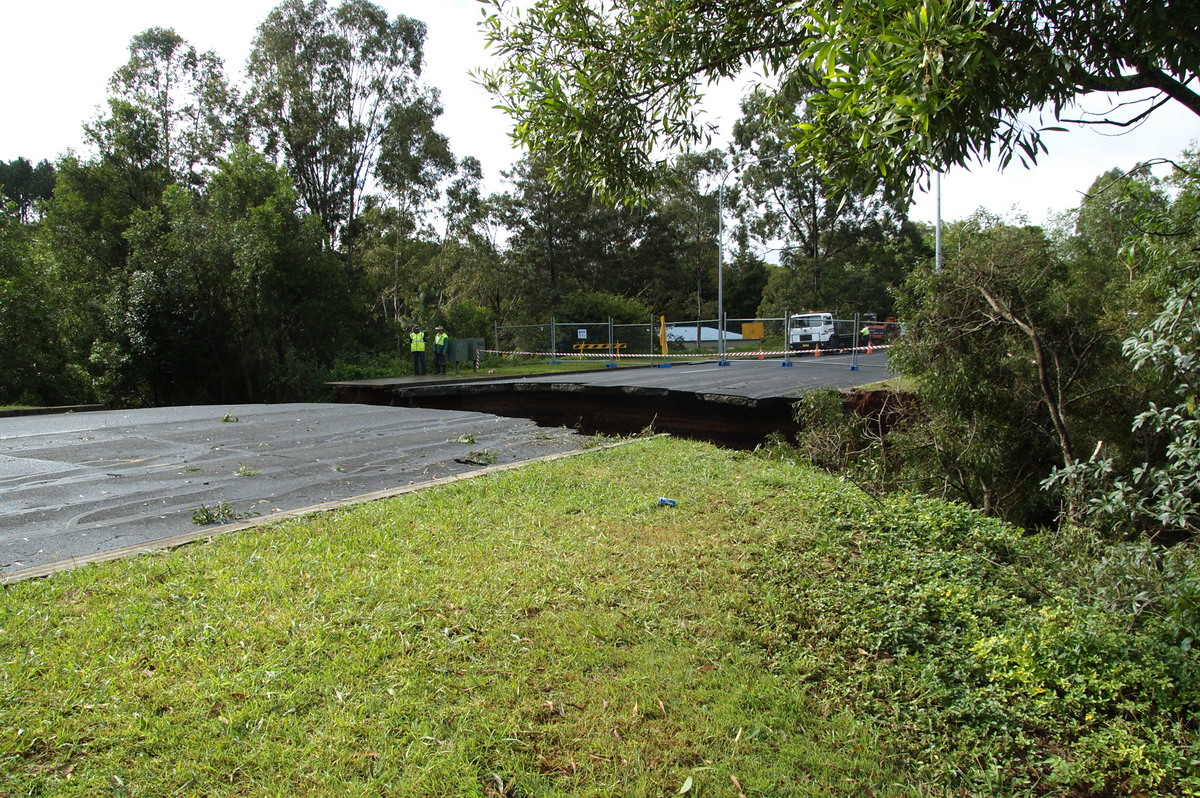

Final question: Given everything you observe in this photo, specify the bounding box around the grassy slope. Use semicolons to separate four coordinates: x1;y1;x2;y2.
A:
0;438;918;797
4;436;1195;797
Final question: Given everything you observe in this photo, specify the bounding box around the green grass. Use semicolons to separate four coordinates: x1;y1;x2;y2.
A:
857;376;916;392
0;439;920;797
6;438;1193;796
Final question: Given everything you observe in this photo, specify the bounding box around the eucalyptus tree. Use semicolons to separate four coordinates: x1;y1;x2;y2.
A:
98;27;235;188
496;156;692;322
376;91;455;233
651;150;724;321
364;90;456;325
440;161;515;322
248;0;438;260
731;87;923;317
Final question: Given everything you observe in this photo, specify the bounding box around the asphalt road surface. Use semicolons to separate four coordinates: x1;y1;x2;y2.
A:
339;350;894;401
506;350;894;398
2;350;892;582
0;404;586;581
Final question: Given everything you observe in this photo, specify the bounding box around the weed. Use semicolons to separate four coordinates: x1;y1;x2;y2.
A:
189;502;255;525
582;432;616;449
220;413;239;423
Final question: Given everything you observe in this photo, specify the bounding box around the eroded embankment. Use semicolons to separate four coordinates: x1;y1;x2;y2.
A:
336;381;915;450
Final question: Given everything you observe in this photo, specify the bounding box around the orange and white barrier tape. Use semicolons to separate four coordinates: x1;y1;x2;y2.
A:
482;345;889;359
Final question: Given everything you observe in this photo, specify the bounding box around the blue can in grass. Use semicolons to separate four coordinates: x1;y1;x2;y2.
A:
657;497;677;507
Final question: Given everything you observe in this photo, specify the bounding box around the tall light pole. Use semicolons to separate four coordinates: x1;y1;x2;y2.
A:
715;154;782;366
717;177;730;365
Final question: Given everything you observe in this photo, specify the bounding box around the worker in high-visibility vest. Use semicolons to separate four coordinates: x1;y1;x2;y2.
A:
432;325;449;375
409;325;427;376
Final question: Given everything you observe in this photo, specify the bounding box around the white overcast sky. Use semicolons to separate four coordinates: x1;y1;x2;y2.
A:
2;0;1196;225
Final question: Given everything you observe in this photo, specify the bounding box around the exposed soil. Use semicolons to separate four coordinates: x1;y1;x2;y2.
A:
335;380;913;450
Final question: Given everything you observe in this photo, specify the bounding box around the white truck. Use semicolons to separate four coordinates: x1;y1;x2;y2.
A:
788;312;855;351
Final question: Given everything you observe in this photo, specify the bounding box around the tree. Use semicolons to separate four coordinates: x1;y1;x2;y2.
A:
0;204;73;405
732;88;924;318
1049;155;1200;539
120;146;354;404
248;0;437;257
495;156;694;322
41;150;176;406
889;212;1135;524
722;247;769;321
439;170;518;326
102;28;235;187
48;30;228;405
495;157;619;318
0;158;55;222
352;198;445;340
375;91;455;233
478;0;1200;201
651;150;724;321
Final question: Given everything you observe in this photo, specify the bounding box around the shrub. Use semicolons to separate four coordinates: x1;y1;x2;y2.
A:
749;488;1200;795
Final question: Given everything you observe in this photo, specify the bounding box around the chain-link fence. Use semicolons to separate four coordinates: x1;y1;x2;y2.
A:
493;319;659;362
489;315;902;364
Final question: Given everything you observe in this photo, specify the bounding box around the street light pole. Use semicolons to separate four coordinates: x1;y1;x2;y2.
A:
715;154;782;367
717;179;728;365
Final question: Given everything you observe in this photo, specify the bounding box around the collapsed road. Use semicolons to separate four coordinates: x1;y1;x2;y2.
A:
1;352;891;582
332;351;895;449
0;404;589;581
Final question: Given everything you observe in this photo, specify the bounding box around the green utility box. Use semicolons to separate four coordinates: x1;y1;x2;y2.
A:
447;337;485;366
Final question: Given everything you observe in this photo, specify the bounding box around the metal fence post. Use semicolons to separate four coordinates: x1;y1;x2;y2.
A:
850;313;860;371
606;317;617;368
782;310;794;366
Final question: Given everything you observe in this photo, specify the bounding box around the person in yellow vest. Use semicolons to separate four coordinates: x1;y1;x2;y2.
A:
432;325;449;375
409;325;427;376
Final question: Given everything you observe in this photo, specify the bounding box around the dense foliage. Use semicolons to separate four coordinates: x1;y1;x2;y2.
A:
747;464;1200;795
480;0;1199;201
885;212;1133;524
0;158;55;222
1049;158;1200;540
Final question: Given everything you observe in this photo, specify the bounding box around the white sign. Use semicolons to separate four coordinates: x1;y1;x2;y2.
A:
577;329;587;339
